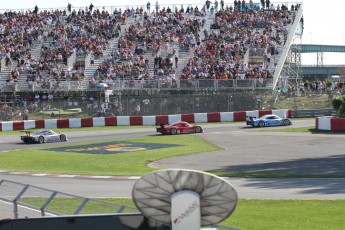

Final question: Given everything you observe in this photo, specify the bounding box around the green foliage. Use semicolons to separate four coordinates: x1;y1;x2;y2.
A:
332;95;345;117
325;79;332;87
332;96;344;110
338;101;345;118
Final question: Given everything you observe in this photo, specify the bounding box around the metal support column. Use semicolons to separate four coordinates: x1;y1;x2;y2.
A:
317;52;324;66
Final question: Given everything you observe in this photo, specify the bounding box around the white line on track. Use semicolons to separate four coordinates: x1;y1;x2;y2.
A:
10;172;27;175
58;175;78;178
31;174;48;177
129;176;141;180
90;176;113;179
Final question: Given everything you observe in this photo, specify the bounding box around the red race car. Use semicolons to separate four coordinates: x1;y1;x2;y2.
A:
156;121;203;135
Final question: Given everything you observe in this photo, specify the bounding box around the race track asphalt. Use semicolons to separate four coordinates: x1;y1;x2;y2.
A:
1;119;345;200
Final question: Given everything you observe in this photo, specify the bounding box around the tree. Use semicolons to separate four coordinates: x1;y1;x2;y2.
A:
337;65;345;82
332;95;345;118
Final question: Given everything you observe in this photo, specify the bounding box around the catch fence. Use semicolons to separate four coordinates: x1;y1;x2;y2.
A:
0;91;259;121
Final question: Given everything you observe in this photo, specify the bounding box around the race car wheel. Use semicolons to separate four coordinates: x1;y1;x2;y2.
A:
170;128;177;135
283;119;290;126
258;121;265;127
195;126;202;133
38;136;45;144
60;134;67;142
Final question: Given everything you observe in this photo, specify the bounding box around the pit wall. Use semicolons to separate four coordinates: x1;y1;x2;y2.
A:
315;116;345;131
0;109;291;131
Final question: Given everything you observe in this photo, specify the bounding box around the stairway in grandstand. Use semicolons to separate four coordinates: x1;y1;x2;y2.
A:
0;58;15;82
0;39;43;91
80;39;119;90
201;11;215;41
174;46;194;78
17;40;43;91
272;6;303;89
173;11;216;78
80;17;137;90
141;48;155;78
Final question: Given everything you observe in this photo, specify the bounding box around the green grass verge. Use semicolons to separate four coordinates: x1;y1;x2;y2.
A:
225;199;345;230
272;94;333;110
0;135;221;176
20;198;138;215
20;198;345;230
256;126;315;133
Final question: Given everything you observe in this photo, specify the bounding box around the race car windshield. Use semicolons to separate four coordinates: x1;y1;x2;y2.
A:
170;122;191;127
260;115;279;119
33;130;56;135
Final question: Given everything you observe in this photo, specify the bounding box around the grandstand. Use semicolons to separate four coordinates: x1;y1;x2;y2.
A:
0;2;304;120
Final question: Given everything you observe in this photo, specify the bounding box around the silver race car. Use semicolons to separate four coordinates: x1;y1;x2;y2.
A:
21;129;68;144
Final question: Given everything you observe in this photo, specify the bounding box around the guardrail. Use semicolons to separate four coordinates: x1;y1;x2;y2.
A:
0;179;238;229
0;179;137;220
291;109;335;118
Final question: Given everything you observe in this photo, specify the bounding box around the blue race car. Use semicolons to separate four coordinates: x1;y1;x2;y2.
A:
246;114;292;127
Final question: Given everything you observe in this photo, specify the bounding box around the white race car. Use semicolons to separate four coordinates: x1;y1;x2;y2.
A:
20;129;68;144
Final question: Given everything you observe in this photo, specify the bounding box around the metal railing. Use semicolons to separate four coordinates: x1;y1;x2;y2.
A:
0;78;274;93
0;179;238;229
0;179;137;220
291;109;335;118
273;3;303;89
0;2;302;14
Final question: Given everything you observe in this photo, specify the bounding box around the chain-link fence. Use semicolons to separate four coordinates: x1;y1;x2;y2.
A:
1;84;342;121
0;90;261;121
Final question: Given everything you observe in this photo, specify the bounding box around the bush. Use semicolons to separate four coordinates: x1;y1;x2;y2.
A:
338;102;345;118
332;96;345;118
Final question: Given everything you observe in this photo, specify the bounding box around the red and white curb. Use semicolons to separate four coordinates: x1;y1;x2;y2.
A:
0;109;291;131
316;116;345;131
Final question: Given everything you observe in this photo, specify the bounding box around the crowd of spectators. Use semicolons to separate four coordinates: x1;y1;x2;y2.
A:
0;1;302;94
89;5;206;88
1;4;126;91
88;47;150;88
178;2;298;87
87;1;300;90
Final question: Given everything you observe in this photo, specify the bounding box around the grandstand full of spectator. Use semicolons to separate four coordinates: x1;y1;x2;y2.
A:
0;1;301;94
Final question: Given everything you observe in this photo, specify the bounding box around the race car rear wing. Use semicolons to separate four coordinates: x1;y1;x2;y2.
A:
20;130;32;136
156;123;167;133
246;116;256;121
246;116;256;125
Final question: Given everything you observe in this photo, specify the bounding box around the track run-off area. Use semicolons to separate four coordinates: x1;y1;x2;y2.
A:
1;119;344;200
